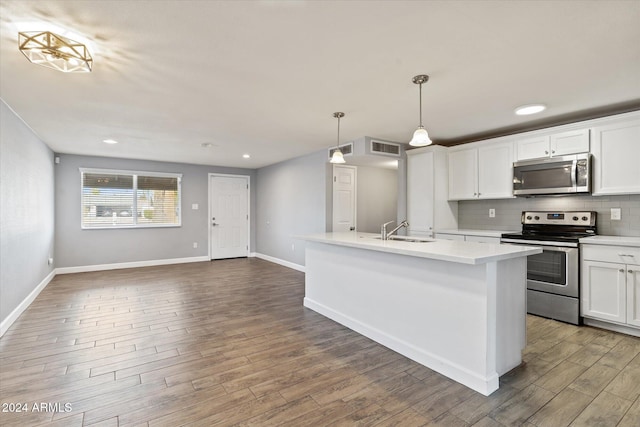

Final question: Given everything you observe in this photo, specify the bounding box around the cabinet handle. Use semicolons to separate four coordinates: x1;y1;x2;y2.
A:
545;150;549;155
619;254;634;257
619;269;625;272
629;270;634;273
473;192;477;196
551;150;555;154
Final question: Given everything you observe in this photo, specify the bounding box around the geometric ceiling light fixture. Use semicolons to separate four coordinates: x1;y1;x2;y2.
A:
329;112;346;164
408;74;433;147
18;31;93;73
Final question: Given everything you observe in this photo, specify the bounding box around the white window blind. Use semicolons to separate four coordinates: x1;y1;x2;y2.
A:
80;168;181;229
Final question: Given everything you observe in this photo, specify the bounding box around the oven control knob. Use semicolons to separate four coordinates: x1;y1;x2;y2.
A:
573;216;579;221
534;216;540;220
526;216;532;220
582;216;588;221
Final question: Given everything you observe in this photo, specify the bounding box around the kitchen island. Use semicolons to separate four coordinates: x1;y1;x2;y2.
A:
301;232;541;395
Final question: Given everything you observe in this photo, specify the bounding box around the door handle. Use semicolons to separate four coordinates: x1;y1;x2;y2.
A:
349;227;355;231
212;222;219;227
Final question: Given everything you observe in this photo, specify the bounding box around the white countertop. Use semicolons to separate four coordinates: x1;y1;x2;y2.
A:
300;232;541;265
580;235;640;247
435;229;518;238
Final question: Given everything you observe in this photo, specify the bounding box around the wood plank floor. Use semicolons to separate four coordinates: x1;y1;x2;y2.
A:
1;258;640;426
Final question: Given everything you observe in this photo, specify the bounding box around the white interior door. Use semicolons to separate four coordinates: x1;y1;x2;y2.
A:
209;175;249;259
332;165;357;232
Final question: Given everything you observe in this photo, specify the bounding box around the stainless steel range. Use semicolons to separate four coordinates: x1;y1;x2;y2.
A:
500;211;597;325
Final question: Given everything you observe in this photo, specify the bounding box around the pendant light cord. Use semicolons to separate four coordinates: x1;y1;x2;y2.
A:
418;82;423;127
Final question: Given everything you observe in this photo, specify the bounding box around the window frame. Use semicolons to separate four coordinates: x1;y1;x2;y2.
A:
80;167;182;230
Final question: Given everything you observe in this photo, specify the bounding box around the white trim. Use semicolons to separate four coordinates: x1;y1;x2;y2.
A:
255;253;305;273
583;317;640;338
303;297;498;395
79;167;182;178
55;256;209;275
208;173;251;260
1;270;56;337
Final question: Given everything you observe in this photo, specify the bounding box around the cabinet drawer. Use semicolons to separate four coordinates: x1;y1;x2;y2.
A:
435;233;465;241
582;245;640;264
465;235;500;244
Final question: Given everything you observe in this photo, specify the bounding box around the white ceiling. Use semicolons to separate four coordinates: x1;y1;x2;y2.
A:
1;0;639;169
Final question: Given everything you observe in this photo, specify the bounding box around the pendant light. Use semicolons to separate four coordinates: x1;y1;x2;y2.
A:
330;112;346;164
409;74;433;146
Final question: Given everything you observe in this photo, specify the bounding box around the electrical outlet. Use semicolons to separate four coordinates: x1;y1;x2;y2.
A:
47;257;54;266
611;208;621;220
193;242;198;248
489;209;496;218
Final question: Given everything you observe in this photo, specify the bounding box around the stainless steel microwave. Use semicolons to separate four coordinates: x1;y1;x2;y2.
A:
513;153;591;196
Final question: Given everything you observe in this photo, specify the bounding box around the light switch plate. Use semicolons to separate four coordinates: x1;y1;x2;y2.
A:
611;208;621;220
192;203;199;210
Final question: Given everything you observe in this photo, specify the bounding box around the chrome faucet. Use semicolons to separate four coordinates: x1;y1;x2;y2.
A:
381;220;409;240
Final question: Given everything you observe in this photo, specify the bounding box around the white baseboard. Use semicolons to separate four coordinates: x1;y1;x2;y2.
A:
303;297;498;396
254;253;305;273
55;256;210;275
583;317;640;338
1;269;56;337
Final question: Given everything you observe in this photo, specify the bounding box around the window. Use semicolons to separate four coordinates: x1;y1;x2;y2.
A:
80;168;182;229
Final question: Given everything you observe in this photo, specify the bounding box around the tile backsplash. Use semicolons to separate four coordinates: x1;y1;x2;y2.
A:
458;194;640;236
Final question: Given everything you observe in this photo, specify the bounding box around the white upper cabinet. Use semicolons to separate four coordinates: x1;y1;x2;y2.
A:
591;112;640;196
407;146;457;237
448;148;477;200
516;129;590;161
448;140;514;200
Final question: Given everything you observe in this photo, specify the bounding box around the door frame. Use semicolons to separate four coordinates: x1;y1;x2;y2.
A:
208;173;251;260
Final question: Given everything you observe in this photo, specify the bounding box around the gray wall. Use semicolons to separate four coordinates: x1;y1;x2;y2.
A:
256;150;328;266
55;154;256;268
357;166;398;233
458;194;640;236
0;100;55;325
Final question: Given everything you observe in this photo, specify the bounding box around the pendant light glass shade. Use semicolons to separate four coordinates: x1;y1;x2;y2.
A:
409;75;433;147
330;148;345;164
329;112;346;164
410;126;432;147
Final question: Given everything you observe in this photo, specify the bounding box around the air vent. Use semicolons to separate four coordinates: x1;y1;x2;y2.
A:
370;140;400;157
328;143;353;159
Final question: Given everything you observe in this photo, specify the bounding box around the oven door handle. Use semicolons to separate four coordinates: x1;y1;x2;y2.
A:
500;238;579;248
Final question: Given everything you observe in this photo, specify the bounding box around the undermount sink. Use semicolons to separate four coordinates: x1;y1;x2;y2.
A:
371;236;433;243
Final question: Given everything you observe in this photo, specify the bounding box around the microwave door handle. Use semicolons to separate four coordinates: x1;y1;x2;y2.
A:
571;160;578;188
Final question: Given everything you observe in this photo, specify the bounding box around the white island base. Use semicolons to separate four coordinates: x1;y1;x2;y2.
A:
303;235;539;396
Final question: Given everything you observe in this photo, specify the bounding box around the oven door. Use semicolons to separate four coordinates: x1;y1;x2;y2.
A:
501;241;579;298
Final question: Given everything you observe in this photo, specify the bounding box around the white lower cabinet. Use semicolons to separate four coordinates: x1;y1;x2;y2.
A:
435;232;500;244
581;244;640;329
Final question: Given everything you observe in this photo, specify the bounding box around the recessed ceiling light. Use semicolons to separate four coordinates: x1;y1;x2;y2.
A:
201;143;213;148
515;104;546;116
242;154;251;159
103;139;118;144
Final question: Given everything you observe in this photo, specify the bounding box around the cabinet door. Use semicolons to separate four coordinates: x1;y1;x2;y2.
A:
627;265;640;327
516;136;550;160
407;151;434;234
582;260;626;323
448;148;478;200
591;118;640;195
478;142;514;199
550;128;590;156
